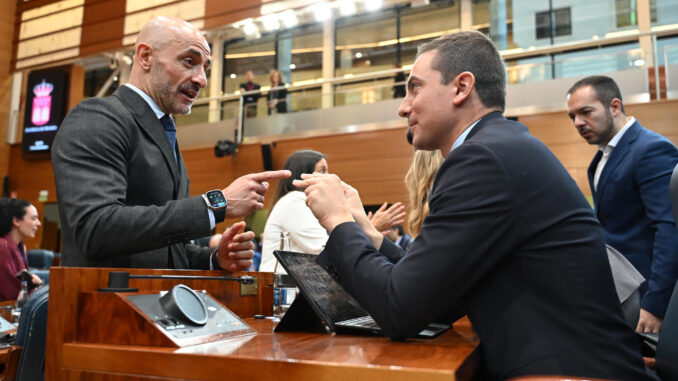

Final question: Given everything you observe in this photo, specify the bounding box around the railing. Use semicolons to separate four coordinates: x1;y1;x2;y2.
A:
664;44;678;98
173;29;678;143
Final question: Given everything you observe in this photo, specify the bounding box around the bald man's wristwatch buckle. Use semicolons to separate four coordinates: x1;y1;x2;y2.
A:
203;189;227;223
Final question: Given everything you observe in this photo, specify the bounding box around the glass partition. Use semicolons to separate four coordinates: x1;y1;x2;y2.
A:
399;2;460;65
651;0;678;28
476;0;642;51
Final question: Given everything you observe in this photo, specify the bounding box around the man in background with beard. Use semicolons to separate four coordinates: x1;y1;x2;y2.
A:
567;75;678;334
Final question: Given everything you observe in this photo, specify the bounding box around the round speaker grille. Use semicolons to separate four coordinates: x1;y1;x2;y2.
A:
159;284;208;326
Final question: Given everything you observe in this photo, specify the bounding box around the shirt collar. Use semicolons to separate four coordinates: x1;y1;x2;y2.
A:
124;83;165;120
599;116;635;153
450;119;481;153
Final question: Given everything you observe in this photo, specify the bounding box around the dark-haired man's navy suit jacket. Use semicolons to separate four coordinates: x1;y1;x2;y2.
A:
318;112;654;380
588;120;678;318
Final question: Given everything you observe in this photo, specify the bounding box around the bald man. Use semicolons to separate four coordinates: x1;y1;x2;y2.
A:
52;17;290;270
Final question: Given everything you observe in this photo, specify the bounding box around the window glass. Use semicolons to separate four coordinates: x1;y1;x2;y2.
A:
553;8;571;37
506;55;552;84
285;25;324;112
482;1;639;51
83;67;117;98
553;42;642;79
335;11;397;77
399;2;460;65
657;36;678;67
223;37;276;94
615;0;636;28
650;0;678;27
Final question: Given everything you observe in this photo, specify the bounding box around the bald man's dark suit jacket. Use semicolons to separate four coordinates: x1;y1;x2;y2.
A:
52;86;214;269
318;112;654;380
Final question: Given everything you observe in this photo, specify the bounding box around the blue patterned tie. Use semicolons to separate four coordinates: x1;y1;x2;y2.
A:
160;114;177;164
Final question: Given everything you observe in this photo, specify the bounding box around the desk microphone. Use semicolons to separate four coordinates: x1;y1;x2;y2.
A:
98;271;255;293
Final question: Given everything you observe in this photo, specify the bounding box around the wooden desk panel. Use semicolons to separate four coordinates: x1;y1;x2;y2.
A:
46;267;479;381
60;319;478;381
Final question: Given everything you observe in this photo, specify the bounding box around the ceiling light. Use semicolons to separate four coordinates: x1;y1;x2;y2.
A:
339;0;357;16
311;3;332;22
355;52;363;58
289;63;297;70
230;73;236;79
365;0;382;12
243;20;258;36
261;13;280;31
280;10;298;28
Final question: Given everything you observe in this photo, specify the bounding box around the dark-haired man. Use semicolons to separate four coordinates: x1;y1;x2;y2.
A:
53;17;289;270
240;70;261;118
295;31;655;380
567;75;678;334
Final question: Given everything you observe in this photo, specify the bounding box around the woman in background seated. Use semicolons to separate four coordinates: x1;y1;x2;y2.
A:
0;198;43;301
261;150;408;272
260;150;328;272
404;150;444;237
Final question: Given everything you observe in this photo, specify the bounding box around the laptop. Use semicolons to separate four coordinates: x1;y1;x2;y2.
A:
272;250;450;339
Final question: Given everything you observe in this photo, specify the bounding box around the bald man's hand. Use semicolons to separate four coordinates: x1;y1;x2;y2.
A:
222;170;291;218
215;222;254;272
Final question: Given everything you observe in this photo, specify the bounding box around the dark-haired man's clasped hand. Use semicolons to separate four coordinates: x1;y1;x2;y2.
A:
292;174;354;232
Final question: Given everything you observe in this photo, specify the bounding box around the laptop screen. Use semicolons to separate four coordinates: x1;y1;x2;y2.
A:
273;250;368;327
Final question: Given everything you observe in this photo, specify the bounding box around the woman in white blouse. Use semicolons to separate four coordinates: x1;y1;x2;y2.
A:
260;150;329;272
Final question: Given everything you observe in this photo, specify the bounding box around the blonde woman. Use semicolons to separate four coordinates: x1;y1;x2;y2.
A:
267;69;287;114
404;150;444;236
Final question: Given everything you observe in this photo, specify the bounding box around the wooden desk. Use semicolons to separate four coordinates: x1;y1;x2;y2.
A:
0;301;16;372
46;267;479;380
0;301;14;322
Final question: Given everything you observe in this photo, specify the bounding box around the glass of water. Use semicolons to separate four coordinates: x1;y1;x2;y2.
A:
273;273;298;318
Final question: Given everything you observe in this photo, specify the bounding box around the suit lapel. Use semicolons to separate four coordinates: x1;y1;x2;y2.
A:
114;86;180;193
594;122;640;212
589;150;602;206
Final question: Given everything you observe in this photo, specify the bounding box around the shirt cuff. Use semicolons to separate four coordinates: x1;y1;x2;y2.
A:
210;248;218;270
207;208;216;229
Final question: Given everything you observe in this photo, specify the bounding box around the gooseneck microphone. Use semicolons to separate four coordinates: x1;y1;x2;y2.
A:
98;271;255;292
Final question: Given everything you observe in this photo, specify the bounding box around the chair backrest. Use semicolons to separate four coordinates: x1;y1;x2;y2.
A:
26;250;54;269
656;281;678;381
14;286;49;381
670;163;678;230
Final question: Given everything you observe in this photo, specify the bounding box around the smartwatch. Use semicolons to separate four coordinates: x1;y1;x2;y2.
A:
202;189;227;223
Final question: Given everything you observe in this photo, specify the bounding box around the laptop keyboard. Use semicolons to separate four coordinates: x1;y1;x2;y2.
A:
337;316;380;330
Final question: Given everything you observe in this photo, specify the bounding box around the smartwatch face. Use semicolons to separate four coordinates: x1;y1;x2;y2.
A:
206;190;227;208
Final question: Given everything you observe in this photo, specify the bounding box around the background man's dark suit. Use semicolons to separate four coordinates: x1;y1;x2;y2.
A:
240;81;261;118
52;86;214;269
318;112;653;380
588;120;678;318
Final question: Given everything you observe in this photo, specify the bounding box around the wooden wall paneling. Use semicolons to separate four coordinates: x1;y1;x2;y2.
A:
16;0;65;13
0;0;17;183
627;100;678;146
8;145;56;250
7;64;84;250
79;0;125;57
268;127;415;207
204;0;261;30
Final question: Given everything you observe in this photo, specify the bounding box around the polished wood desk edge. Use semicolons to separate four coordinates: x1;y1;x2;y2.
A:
57;318;479;381
60;343;461;381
